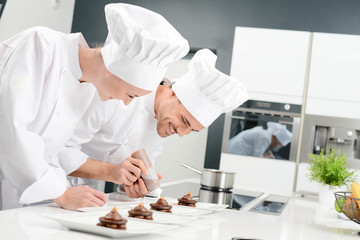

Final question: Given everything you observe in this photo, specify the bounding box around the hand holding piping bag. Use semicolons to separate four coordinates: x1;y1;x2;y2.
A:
131;149;162;196
111;156;149;186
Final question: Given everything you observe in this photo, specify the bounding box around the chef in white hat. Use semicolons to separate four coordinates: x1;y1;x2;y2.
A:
59;48;248;198
0;3;189;210
267;122;292;147
101;3;189;96
228;122;292;158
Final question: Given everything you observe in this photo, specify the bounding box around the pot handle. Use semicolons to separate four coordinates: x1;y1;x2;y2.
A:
177;161;202;175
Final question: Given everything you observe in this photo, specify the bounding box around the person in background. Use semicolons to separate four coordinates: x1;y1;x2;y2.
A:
59;49;249;198
0;3;189;210
228;122;292;158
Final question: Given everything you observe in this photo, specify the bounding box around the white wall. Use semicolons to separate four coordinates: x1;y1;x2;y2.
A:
155;130;208;183
0;0;75;41
155;59;208;183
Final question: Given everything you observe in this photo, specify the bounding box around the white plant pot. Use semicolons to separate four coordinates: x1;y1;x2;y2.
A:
318;185;345;206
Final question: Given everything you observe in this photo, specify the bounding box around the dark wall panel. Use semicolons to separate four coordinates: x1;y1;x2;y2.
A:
72;0;360;169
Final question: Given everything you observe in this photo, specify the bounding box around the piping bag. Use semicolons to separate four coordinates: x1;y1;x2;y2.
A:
131;149;162;197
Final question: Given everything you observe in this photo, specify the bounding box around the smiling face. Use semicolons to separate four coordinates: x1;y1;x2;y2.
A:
154;86;205;138
95;70;151;105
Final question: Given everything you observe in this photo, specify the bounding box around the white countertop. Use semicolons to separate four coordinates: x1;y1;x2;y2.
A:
0;183;359;240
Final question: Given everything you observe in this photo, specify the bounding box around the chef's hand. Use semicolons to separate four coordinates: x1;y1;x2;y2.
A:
110;157;149;186
157;172;163;179
123;171;163;198
123;178;149;198
53;185;107;210
263;150;275;159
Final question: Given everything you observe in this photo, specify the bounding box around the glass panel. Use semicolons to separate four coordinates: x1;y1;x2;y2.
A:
222;100;301;161
228;116;293;160
250;194;288;215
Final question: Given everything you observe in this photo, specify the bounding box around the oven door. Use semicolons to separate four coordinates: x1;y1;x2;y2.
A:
222;100;301;162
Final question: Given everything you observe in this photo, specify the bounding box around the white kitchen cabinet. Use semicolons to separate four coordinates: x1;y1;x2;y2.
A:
220;153;296;197
306;32;360;119
230;27;310;104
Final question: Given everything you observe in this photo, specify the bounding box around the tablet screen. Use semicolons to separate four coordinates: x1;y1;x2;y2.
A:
252;200;286;214
231;194;256;210
230;189;264;210
250;195;288;215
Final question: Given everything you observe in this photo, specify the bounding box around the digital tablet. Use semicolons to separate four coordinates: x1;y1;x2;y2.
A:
230;189;264;210
250;195;288;215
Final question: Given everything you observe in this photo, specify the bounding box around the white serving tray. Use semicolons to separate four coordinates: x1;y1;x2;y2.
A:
43;211;178;238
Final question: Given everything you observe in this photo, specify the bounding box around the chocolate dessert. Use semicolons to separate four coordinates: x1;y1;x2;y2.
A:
97;207;127;230
150;197;173;213
178;192;197;207
128;203;153;220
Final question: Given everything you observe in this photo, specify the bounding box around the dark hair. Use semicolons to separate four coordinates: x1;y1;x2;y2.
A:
160;78;173;89
89;42;104;48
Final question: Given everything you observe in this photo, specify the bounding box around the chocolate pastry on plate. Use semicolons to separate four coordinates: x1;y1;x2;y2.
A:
128;203;153;220
178;192;197;207
97;207;127;230
150;197;173;213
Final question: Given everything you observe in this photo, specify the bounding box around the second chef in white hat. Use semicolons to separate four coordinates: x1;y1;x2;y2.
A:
172;48;249;129
59;48;249;198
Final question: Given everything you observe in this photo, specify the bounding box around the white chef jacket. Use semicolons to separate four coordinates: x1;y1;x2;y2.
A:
0;27;96;209
60;91;165;188
228;126;271;158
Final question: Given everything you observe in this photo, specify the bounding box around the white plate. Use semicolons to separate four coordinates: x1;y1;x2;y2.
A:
111;203;213;216
195;202;229;211
108;200;213;216
163;197;227;211
77;204;130;212
78;206;197;224
119;209;197;224
170;205;213;216
108;192;159;203
43;211;178;238
77;198;157;211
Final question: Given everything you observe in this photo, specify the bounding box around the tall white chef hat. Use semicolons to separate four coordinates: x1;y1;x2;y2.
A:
101;3;189;91
267;122;292;146
172;49;249;128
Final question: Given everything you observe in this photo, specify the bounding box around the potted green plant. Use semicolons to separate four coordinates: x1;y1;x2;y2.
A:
307;148;356;205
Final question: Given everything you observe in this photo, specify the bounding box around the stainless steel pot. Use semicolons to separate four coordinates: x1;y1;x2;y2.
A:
179;162;235;190
199;188;233;205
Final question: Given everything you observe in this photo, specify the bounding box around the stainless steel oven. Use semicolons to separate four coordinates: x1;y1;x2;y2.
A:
300;114;360;168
